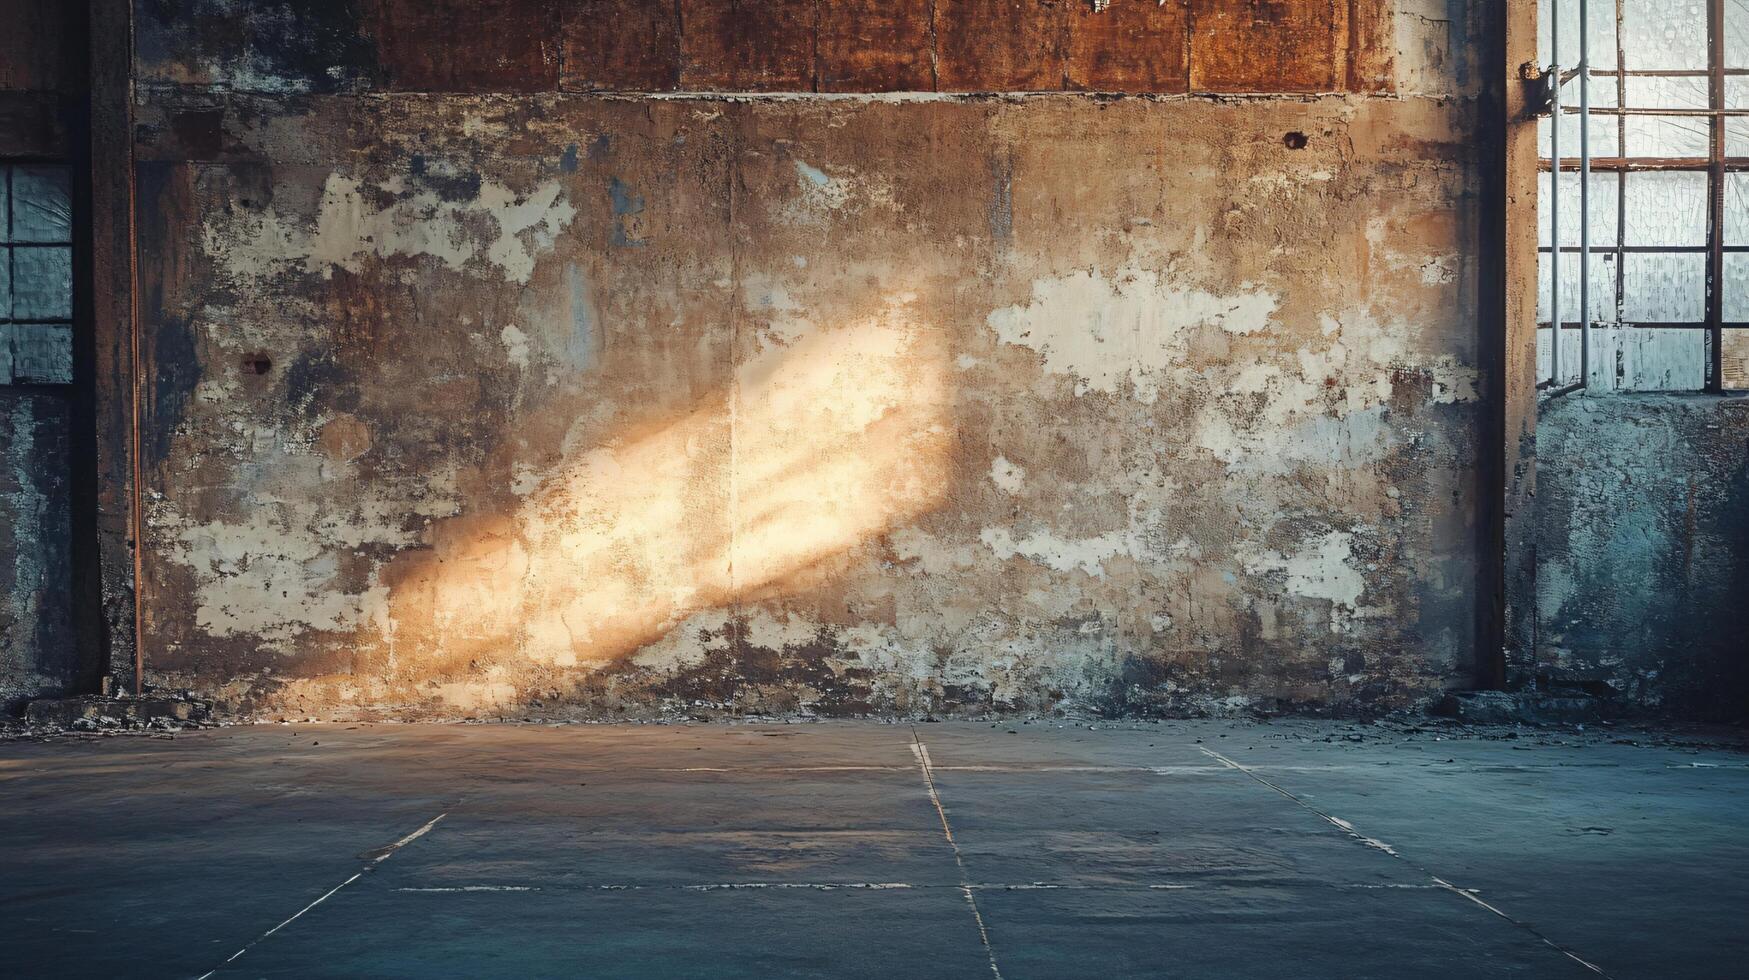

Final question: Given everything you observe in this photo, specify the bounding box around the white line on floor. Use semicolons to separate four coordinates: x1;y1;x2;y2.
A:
1199;747;1611;978
618;762;1670;775
910;728;1004;980
389;879;1461;896
396;885;539;892
194;811;447;980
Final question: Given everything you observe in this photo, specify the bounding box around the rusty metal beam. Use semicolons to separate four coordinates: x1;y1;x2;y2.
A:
87;0;139;694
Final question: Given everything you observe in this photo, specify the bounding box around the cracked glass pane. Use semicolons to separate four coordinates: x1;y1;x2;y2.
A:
1622;171;1709;246
1537;249;1620;323
9;323;72;384
1727;173;1748;244
1727;79;1749;156
1538;79;1620;158
1538;0;1619;70
1622;252;1706;321
1622;0;1709;71
1624;74;1708;110
11;246;71;321
1538;170;1621;247
1725;253;1749;321
11;166;71;244
1729;0;1749;69
1625;114;1712;156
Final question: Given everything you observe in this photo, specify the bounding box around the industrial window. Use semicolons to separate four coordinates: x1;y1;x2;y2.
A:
1537;0;1749;392
0;163;74;386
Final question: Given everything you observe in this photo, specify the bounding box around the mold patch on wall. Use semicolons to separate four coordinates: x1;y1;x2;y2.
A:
0;395;76;710
1535;396;1749;718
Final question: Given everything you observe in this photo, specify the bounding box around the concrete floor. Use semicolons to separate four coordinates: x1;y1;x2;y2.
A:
2;721;1745;979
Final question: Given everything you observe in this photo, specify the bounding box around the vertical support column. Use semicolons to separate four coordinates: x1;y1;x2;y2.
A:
87;0;140;694
1499;0;1542;689
1549;0;1562;385
1578;0;1594;390
1706;0;1726;392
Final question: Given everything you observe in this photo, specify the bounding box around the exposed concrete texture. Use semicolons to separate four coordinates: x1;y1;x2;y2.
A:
0;394;76;711
133;92;1490;719
1535;395;1749;719
117;0;1497;720
2;721;1746;977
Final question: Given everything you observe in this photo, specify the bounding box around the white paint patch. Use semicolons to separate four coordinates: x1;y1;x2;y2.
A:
1241;530;1366;632
989;456;1025;494
986;267;1277;403
980;526;1133;578
500;323;530;369
212;172;575;286
169;506;398;645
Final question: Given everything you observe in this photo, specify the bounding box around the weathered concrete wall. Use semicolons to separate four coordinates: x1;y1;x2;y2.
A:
1535;396;1749;719
0;393;76;711
129;1;1494;719
1;0;84;711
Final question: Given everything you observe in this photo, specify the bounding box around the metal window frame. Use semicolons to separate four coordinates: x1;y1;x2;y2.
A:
1;161;78;386
1536;0;1741;393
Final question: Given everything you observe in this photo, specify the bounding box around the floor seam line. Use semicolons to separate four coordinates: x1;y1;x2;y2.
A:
193;810;448;980
1198;747;1612;979
910;726;1004;980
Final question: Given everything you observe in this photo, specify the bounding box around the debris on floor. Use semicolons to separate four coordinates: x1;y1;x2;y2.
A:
7;691;216;739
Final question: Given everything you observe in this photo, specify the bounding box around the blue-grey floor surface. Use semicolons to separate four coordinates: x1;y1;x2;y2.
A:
2;719;1745;979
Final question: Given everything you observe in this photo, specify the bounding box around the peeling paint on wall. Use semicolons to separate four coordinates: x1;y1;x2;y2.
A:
118;2;1500;721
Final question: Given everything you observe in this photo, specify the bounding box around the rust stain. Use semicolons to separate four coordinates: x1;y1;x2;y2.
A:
1189;0;1346;95
816;0;936;92
560;0;682;92
367;0;561;92
1066;0;1189;93
680;0;819;92
934;0;1070;92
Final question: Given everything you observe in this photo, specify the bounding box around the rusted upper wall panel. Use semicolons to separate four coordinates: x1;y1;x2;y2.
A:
368;0;561;92
134;0;1397;95
1189;0;1346;94
0;0;87;94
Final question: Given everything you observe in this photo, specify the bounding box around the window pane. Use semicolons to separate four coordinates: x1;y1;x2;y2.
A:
1728;79;1749;156
11;166;71;244
1625;114;1711;156
8;323;71;383
1725;253;1749;321
1729;0;1749;70
1623;75;1708;110
1724;330;1749;389
1539;82;1620;158
0;171;8;244
1617;327;1707;390
1538;249;1620;322
1622;0;1709;71
1728;174;1749;244
0;248;10;317
11;246;71;320
1538;170;1621;246
1539;0;1620;71
1622;252;1706;321
1536;324;1591;382
1623;171;1709;245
